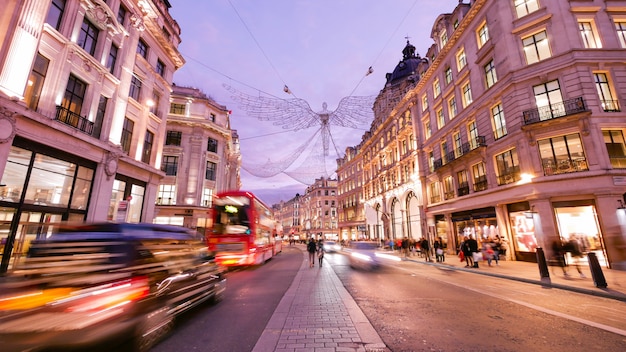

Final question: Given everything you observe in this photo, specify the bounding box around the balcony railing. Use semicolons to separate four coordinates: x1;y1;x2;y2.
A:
433;136;486;171
497;167;521;185
473;177;488;192
522;96;587;125
600;99;621;112
457;183;470;196
55;106;95;135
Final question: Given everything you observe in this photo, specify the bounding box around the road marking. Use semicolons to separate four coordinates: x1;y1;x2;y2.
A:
394;265;626;337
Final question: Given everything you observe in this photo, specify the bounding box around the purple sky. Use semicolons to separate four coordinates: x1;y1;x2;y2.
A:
169;0;453;205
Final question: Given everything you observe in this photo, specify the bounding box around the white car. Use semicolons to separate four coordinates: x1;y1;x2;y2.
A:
323;240;342;253
347;241;381;270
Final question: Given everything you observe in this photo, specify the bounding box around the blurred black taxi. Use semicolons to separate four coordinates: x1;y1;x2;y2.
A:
0;222;226;352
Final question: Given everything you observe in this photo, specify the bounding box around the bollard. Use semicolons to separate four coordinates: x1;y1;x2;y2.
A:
587;252;607;288
536;247;550;280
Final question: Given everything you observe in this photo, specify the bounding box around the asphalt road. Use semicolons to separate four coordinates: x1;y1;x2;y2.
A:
329;251;626;352
151;245;302;352
151;247;626;351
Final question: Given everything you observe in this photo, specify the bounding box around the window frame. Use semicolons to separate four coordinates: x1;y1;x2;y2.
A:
522;30;551;65
77;18;99;56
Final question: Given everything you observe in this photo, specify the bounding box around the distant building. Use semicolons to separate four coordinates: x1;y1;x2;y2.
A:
154;85;241;233
359;39;427;245
336;146;366;241
0;0;183;272
300;177;338;240
273;194;301;239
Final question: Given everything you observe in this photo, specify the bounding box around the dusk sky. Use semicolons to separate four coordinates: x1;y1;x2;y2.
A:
169;1;454;205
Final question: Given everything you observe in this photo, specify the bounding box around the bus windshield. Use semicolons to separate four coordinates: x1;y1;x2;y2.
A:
212;204;250;235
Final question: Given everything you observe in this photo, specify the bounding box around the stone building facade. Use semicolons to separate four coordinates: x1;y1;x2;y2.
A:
154;85;241;234
0;0;183;272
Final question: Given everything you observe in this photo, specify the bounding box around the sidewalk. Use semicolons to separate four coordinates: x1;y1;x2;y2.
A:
398;250;626;302
252;251;389;352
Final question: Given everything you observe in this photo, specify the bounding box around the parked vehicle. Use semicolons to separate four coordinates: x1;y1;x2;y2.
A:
0;222;226;352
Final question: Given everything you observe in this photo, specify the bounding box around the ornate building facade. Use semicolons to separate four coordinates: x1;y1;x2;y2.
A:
0;0;183;272
300;177;338;240
407;0;626;269
154;85;241;233
336;146;366;240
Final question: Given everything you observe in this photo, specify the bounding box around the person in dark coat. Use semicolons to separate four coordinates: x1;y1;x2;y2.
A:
466;235;479;268
307;237;317;268
421;237;431;262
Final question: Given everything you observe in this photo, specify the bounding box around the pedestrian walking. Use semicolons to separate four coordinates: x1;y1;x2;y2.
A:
401;237;409;259
307;237;317;268
434;238;445;262
317;239;325;267
563;235;586;278
421;237;431;262
466;235;479;268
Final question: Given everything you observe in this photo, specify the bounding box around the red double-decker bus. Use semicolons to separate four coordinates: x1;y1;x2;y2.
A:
206;191;282;266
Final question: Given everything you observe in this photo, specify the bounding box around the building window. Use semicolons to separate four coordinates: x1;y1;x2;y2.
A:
462;82;473;107
495;149;520;185
484;59;497;88
522;30;551;65
137;38;148;59
157;185;176;205
539;134;587;175
514;0;539;19
457;170;469;196
156;59;165;77
78;18;99;56
472;162;487;191
161;155;178;175
120;117;134;155
616;21;626;48
428;151;435;172
207;137;218;153
441;140;449;164
429;182;441;204
533;80;564;120
45;0;65;31
107;43;118;75
205;161;216;181
477;21;490;48
421;94;428;111
166;130;182;146
117;4;128;26
491;103;507;139
443;68;453;86
436;109;445;129
202;188;213;207
61;74;86;118
129;75;142;101
440;30;448;48
594;72;620;112
93;95;107;139
433;79;441;98
603;130;626;168
424;119;431;140
24;53;49;110
453;132;462;158
468;121;479;149
456;47;467;71
579;21;601;48
210;113;216;122
170;103;185;115
443;176;454;200
142;130;154;163
448;97;457;119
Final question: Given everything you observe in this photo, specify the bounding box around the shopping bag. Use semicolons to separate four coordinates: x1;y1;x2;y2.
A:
472;252;483;262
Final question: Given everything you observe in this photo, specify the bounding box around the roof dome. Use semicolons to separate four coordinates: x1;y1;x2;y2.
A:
386;40;425;85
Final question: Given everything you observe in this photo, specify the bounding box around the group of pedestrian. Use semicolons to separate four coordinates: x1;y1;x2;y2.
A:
306;237;325;268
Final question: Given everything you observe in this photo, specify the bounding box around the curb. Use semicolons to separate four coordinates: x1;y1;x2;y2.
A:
403;258;626;303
